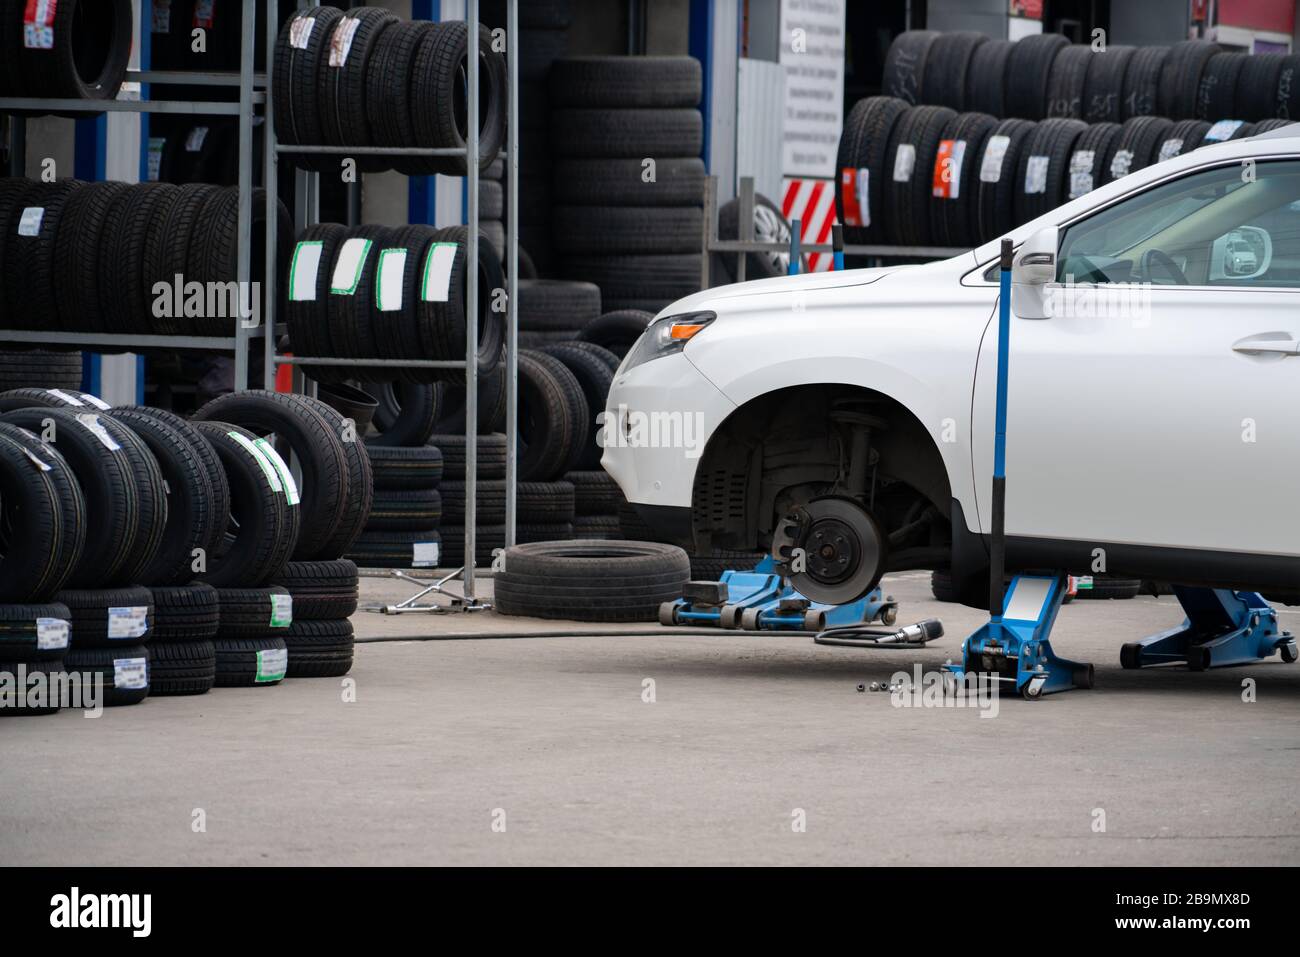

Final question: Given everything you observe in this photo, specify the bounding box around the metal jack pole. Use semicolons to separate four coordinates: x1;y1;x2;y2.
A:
505;0;519;547
943;238;1092;699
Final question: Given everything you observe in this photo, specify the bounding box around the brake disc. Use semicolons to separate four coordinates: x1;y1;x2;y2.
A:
770;496;887;605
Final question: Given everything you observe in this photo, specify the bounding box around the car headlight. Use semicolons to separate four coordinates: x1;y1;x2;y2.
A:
620;311;716;373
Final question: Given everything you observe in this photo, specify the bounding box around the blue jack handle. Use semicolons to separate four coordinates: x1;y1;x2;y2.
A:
788;219;801;275
831;223;845;271
990;239;1014;625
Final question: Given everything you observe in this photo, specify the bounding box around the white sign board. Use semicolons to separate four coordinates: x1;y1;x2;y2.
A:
779;0;846;179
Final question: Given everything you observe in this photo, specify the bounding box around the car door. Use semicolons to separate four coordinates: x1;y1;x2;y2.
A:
972;157;1300;562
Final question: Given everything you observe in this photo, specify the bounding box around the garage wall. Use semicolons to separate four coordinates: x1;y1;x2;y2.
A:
927;0;1009;39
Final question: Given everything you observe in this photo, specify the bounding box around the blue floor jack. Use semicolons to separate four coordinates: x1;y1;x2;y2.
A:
659;556;899;632
1122;588;1297;671
942;241;1093;699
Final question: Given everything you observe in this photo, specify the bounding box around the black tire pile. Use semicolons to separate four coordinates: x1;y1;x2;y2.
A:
285;222;504;380
854;34;1300;248
0;388;370;717
885;32;1300;124
272;6;506;175
550;56;706;314
0;178;291;337
836;96;1288;250
0;0;133;102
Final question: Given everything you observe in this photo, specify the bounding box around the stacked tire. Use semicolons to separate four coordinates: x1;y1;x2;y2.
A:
273;8;506;176
550;56;706;313
0;178;290;337
193;390;372;681
0;0;133;103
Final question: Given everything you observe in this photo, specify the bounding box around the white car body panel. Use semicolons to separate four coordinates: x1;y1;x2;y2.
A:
604;130;1300;565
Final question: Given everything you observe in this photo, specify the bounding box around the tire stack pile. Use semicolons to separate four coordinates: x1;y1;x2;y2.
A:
272;7;506;177
550;56;706;314
193;391;371;681
0;178;291;337
848;35;1300;249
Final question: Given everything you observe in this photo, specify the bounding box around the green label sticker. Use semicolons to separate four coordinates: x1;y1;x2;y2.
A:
375;248;408;312
253;438;301;506
330;238;372;295
227;431;283;494
289;240;324;302
421;242;458;303
269;593;293;628
255;648;288;683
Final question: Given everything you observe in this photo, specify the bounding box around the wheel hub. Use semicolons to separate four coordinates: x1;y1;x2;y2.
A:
771;496;886;605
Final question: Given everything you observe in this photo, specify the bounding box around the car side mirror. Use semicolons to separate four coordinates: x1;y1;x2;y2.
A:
1210;226;1272;281
1011;226;1059;319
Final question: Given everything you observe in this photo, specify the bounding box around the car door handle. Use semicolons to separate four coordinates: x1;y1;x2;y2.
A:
1232;334;1300;357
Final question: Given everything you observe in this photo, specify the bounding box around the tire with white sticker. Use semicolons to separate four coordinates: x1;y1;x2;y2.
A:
0;407;142;588
55;586;153;648
272;5;344;149
346;528;447;570
974;118;1035;246
1;180;82;332
883;104;956;247
273;560;359;622
11;0;133;101
1102;116;1175;186
285;222;349;383
213;635;288;687
1012;117;1087;227
411;21;507;175
0;603;71;661
835;96;909;246
1064;121;1122;208
192;391;348;563
189;421;300;587
324;223;392;372
216;586;293;639
1159;40;1221;121
284;618;354;679
371;224;438;382
1158;119;1211;162
882;31;939;106
62;645;148;706
416;224;505;386
318;7;399;151
929;111;999;250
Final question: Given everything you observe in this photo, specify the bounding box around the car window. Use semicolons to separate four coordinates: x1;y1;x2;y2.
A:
1057;159;1300;288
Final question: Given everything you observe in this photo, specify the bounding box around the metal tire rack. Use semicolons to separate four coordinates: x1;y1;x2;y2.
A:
0;0;269;389
266;0;520;609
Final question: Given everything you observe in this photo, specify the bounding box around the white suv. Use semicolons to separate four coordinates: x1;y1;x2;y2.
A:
603;126;1300;607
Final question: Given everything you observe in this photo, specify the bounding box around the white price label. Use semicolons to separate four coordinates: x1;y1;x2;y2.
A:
76;414;122;452
1109;149;1134;179
36;617;69;651
330;238;372;295
289;15;316;50
979;135;1010;184
891;143;916;183
1205;120;1243;143
227;431;282;494
185;127;209;152
107;606;149;640
420;243;457;303
375;248;408;313
1067;149;1095;200
289;240;324;302
46;389;83;406
328;17;361;68
114;657;149;690
413;541;441;568
1023;155;1049;195
253;439;301;506
17;207;45;237
270;593;293;628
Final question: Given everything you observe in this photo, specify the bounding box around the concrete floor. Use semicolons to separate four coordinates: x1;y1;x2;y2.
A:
3;571;1298;866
